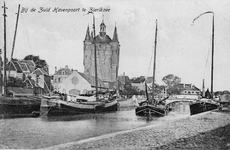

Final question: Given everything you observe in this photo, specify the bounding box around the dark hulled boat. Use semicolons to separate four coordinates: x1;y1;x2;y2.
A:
135;20;167;117
40;94;118;117
190;98;219;115
135;101;166;116
189;11;219;115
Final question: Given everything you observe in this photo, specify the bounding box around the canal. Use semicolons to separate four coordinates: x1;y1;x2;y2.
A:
0;103;190;149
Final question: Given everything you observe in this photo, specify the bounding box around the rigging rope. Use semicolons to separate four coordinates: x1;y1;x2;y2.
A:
203;36;212;80
21;15;33;55
146;43;154;78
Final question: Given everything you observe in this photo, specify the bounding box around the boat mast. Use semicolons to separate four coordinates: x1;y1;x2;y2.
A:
202;79;205;97
11;4;20;60
145;81;149;101
92;14;98;100
2;2;7;96
152;19;157;105
211;14;214;99
192;11;214;99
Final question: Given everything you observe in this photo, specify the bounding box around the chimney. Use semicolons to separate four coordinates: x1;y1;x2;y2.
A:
55;67;57;73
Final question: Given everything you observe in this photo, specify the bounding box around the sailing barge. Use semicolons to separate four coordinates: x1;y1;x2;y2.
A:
40;14;119;117
135;20;168;117
189;11;219;115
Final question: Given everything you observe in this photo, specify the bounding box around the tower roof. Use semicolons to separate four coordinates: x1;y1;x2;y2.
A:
112;26;119;42
94;35;112;43
84;25;91;42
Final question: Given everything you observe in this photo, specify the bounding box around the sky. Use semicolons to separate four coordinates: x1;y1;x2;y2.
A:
0;0;229;91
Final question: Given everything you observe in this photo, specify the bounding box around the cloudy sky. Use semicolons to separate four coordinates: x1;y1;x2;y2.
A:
0;0;229;91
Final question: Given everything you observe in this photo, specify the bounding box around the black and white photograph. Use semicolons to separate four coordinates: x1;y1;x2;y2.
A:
0;0;230;149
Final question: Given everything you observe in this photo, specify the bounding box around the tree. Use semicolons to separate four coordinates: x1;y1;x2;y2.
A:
130;76;145;83
162;74;181;95
162;74;181;87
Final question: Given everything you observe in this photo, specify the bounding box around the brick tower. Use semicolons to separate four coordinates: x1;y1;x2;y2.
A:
83;18;120;85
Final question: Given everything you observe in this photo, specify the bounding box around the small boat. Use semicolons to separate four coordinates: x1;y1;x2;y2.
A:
0;4;41;118
189;11;219;115
135;20;167;117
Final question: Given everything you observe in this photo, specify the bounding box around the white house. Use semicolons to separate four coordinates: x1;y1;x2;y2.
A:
52;65;73;91
57;70;107;95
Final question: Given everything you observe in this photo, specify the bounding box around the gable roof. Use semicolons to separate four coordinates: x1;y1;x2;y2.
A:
78;72;107;89
19;60;36;72
31;68;48;76
17;61;30;72
54;67;72;75
10;60;23;73
6;61;17;71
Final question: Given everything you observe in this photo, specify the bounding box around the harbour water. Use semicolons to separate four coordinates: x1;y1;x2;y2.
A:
0;103;190;149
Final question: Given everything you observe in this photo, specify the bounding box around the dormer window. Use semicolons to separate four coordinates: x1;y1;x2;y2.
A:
62;71;65;75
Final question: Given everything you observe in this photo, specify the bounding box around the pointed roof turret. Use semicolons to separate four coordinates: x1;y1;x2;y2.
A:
84;25;91;42
99;15;106;36
112;23;119;42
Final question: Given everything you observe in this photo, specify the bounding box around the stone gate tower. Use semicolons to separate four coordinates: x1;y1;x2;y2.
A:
83;18;120;85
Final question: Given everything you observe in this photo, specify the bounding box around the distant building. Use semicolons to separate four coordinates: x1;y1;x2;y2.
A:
118;73;131;90
52;65;73;91
83;18;120;86
176;83;201;95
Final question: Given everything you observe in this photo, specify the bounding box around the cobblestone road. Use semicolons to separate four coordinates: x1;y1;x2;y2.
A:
43;108;230;150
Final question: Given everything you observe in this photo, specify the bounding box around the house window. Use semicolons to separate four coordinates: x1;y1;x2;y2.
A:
54;78;57;83
58;78;61;82
36;75;39;83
